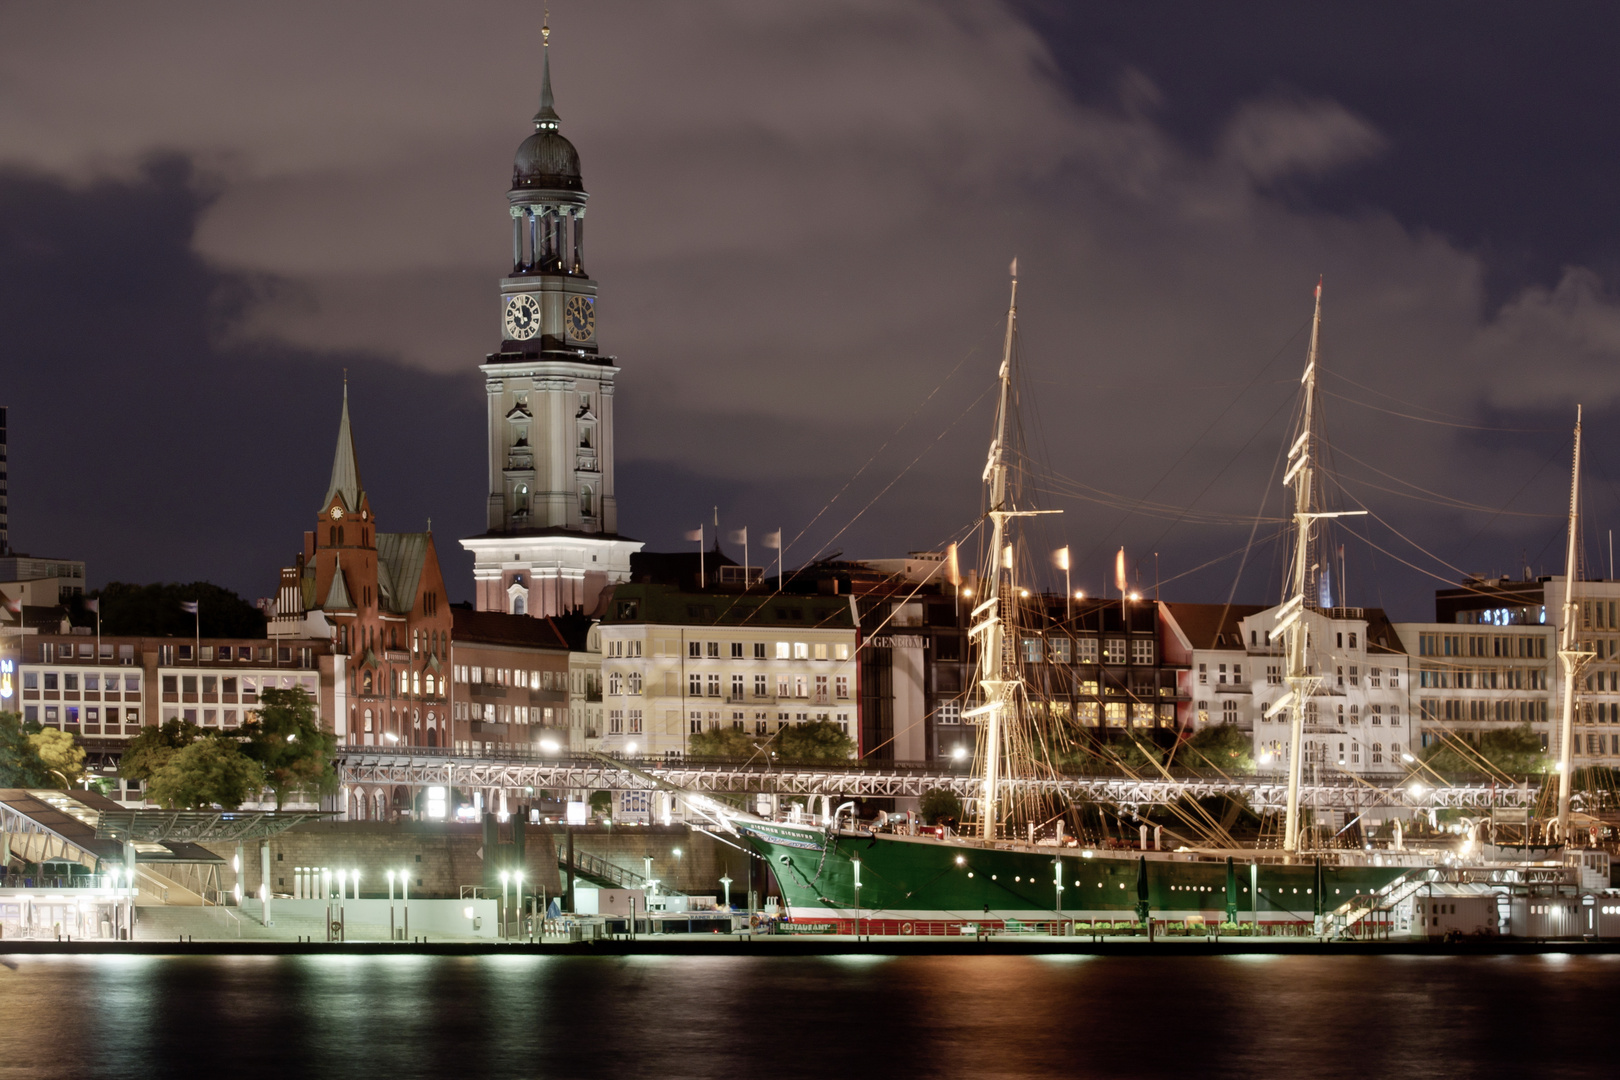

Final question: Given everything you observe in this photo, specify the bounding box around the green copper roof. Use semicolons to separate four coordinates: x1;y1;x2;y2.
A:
322;383;365;515
376;532;430;616
323;554;355;611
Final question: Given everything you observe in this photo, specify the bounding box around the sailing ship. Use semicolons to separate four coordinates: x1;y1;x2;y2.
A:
730;270;1451;933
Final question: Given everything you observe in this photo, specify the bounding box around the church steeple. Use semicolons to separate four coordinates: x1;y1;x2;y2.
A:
322;380;366;515
533;18;559;130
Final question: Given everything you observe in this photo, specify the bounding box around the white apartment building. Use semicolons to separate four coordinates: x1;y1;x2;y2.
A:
1240;605;1412;777
1392;624;1555;757
596;584;859;760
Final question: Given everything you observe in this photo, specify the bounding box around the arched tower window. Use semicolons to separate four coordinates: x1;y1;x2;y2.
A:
513;595;527;616
580;485;594;517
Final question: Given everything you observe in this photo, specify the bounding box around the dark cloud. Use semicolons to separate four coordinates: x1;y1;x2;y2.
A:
4;3;1620;620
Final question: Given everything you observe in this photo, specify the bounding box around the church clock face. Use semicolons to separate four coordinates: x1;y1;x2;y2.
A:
565;295;595;342
503;294;541;340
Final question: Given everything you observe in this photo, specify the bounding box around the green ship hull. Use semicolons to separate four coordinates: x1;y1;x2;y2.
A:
740;820;1423;933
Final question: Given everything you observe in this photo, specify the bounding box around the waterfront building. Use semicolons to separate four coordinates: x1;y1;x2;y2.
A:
1425;574;1620;766
596;582;858;760
447;607;573;756
271;389;452;749
461;34;641;619
13;633;332;803
1240;604;1411;776
1158;603;1269;732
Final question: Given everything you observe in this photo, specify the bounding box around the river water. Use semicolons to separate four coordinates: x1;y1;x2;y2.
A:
0;952;1613;1078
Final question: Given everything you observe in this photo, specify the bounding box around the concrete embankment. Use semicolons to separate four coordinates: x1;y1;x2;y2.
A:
4;936;1620;958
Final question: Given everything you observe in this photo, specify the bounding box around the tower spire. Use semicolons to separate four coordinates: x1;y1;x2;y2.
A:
533;10;559;129
323;382;365;515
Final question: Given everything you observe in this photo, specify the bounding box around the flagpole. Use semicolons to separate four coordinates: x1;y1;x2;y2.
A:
699;525;705;590
195;604;200;666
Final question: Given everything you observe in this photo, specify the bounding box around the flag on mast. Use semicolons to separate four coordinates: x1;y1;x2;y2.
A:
1114;548;1127;593
685;527;705;589
762;530;781;550
180;600;199;614
1054;546;1070;571
729;528;749;582
945;543;961;587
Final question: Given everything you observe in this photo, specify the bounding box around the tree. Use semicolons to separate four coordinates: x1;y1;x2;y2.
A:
1179;724;1255;774
83;581;266;637
688;726;760;758
777;719;857;763
242;687;337;809
1421;723;1548;777
146;738;265;810
119;718;203;782
29;727;87;788
919;788;963;827
0;711;50;787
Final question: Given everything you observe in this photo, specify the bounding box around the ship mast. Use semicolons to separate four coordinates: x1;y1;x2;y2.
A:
1556;406;1591;843
1273;282;1363;855
968;259;1056;843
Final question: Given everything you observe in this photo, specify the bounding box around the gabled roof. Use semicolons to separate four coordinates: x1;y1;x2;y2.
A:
322;384;366;515
323;555;355;611
1162;602;1268;651
376;532;430;615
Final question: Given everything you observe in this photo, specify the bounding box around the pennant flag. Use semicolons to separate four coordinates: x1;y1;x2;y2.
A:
1001;544;1014;570
180;600;199;614
1054;546;1070;571
729;528;748;545
1114;548;1127;592
945;543;961;587
1010;257;1018;277
683;527;703;542
2;595;19;616
84;598;100;614
762;530;782;550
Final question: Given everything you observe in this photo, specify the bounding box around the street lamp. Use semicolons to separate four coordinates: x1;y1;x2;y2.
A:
387;870;397;941
514;871;525;940
401;869;411;941
719;874;733;910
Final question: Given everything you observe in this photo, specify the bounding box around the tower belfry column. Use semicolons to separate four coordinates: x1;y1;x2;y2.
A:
461;19;641;619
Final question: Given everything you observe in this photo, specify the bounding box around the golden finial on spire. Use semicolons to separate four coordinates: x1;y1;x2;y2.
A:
542;5;550;45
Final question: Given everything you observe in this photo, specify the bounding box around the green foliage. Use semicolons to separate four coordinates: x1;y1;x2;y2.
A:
1421;723;1549;777
1179;724;1256;774
242;687;338;809
83;581;266;637
119;718;203;782
588;790;612;814
0;711;51;787
146;738;266;810
688;726;759;758
29;727;87;787
919;788;963;826
776;719;857;763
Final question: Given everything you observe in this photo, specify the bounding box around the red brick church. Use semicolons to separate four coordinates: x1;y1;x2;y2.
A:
272;387;453;749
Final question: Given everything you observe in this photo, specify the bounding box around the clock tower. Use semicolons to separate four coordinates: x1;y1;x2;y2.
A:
461;24;641;619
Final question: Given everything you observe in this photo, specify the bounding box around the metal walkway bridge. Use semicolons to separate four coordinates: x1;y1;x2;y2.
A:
336;751;1536;813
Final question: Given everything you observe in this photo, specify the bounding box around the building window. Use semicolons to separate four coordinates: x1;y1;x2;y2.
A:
706;674;721;697
628;710;642;734
609;709;624;734
1103;639;1127;664
938;701;961;725
794;676;808;699
731;642;744;659
688;674;702;696
706;641;720;658
776;642;790;659
835;676;849;699
608;673;623;696
793;643;809;660
628;673;642;695
1020;638;1043;663
580;486;594;517
814;675;829;703
1130;639;1154;665
1222;700;1239;724
1049;638;1072;664
689;640;702;658
731;674;744;699
1198;664;1207;684
754;675;767;697
690;712;703;734
754;643;767;660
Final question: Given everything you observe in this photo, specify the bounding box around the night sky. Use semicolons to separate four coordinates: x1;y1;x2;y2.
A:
3;2;1619;620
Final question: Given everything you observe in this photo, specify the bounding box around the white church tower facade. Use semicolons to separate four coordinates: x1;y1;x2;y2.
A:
461;26;641;618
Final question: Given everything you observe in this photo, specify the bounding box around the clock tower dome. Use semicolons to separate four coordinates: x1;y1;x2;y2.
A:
461;23;641;619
